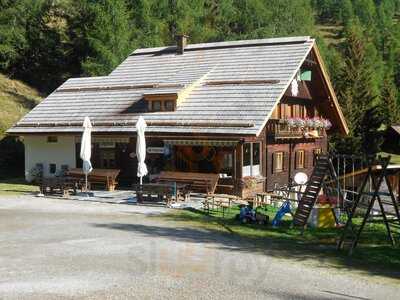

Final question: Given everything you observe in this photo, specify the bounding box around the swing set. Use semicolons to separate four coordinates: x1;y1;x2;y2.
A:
282;153;400;254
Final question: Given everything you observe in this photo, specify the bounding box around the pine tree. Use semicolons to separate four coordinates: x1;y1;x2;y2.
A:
359;105;385;155
381;72;400;126
336;21;383;154
80;0;134;76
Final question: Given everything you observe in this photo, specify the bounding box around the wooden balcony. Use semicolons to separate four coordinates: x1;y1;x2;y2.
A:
266;119;324;139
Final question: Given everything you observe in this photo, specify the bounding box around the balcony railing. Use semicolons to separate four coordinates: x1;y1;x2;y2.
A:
267;119;325;139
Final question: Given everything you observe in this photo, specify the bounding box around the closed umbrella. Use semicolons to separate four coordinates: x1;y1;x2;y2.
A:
80;116;93;191
135;116;148;185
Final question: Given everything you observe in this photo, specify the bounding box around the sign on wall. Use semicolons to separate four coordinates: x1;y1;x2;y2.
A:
147;147;164;154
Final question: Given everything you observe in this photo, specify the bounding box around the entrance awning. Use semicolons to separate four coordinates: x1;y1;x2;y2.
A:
75;136;129;143
164;139;238;147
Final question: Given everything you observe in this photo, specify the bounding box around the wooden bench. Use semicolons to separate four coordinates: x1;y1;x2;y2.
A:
67;168;120;191
157;171;219;195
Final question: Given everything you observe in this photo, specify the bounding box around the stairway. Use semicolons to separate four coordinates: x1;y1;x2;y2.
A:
293;155;330;227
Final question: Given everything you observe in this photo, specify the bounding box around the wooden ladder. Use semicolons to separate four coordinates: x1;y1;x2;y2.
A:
293;155;331;227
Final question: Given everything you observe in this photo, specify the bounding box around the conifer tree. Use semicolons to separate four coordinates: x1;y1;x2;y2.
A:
80;0;134;76
381;72;400;126
336;21;383;154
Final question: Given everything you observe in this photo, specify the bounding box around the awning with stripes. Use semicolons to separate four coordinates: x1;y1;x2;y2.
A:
163;139;238;147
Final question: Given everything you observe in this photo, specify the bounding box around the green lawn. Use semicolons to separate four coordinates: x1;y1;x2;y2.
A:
380;152;400;164
158;205;400;277
0;178;39;195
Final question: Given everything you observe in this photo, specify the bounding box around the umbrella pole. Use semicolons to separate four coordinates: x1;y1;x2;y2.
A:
85;173;88;192
140;176;143;185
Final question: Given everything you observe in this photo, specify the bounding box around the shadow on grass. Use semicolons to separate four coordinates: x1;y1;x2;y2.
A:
92;207;400;280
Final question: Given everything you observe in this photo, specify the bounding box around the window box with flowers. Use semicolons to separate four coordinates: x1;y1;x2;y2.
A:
275;117;331;138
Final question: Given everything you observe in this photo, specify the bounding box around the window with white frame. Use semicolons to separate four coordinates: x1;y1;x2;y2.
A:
243;142;261;177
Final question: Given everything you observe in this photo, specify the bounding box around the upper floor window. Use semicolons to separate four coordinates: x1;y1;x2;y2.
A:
295;150;305;169
151;100;162;111
273;151;284;173
164;100;175;111
47;136;58;143
144;92;178;112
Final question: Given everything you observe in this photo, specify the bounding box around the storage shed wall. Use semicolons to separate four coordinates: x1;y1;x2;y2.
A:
24;135;76;181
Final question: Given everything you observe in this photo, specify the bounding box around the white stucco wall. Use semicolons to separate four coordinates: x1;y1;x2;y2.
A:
23;135;76;181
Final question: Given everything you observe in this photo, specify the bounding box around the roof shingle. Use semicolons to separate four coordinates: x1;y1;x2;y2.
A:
8;36;314;136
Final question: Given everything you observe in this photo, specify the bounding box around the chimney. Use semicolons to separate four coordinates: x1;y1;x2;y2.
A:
176;34;189;54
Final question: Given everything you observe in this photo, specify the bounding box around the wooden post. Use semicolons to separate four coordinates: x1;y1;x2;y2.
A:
235;142;243;197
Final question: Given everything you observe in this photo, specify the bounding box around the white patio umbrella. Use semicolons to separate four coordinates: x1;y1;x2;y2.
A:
135;116;148;185
80;116;93;191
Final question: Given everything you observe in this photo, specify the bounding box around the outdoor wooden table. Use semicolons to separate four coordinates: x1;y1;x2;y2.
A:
204;193;238;215
157;171;219;194
39;176;78;197
66;168;120;191
133;182;189;204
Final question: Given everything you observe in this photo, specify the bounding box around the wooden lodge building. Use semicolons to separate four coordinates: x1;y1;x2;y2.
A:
8;36;348;197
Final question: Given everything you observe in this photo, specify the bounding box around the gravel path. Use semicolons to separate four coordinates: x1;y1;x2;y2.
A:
0;195;398;299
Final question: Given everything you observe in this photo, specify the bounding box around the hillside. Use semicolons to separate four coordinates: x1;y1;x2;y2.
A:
0;74;42;137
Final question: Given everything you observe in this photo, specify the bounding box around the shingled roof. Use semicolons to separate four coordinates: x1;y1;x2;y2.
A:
8;36;316;136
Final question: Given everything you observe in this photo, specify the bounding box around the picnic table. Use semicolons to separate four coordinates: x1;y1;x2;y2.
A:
203;193;238;216
66;168;120;191
39;176;79;197
132;182;190;204
157;171;219;194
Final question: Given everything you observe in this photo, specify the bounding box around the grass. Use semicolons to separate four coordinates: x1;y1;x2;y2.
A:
380;152;400;165
157;204;400;278
0;73;41;136
0;178;39;195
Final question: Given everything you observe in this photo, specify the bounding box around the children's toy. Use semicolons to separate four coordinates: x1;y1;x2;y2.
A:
272;200;293;227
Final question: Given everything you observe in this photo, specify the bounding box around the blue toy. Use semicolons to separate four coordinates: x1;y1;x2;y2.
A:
272;200;293;227
239;205;256;223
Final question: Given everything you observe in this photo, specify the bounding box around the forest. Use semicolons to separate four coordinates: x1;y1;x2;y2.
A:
0;0;400;176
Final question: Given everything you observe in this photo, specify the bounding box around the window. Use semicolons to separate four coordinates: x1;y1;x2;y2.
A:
49;163;56;174
313;148;322;166
222;152;233;176
273;152;284;173
243;143;251;167
280;103;292;118
295;150;305;169
293;104;305;118
47;136;58;143
243;142;261;176
152;101;161;111
164;100;175;111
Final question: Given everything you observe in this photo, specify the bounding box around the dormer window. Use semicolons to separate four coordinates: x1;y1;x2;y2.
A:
144;92;178;112
151;100;161;111
164;100;175;111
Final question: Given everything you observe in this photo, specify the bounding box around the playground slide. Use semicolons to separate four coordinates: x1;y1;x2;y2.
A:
272;200;292;227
